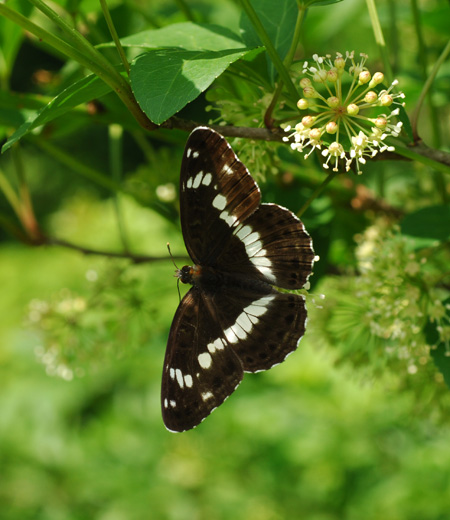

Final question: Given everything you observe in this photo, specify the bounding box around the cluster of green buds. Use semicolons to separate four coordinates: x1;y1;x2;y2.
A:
284;52;406;174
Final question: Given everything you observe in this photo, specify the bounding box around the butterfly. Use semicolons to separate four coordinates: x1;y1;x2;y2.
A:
162;127;315;432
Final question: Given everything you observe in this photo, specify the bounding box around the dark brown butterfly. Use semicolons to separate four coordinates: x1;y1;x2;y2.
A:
162;127;314;432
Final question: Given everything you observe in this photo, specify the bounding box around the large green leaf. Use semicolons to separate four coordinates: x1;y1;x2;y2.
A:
100;22;246;52
239;0;297;83
400;205;450;242
130;47;252;125
1;75;112;154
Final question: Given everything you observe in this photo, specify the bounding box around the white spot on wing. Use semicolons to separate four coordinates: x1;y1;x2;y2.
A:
201;391;214;401
169;368;175;380
207;337;225;353
164;398;168;408
219;210;237;227
192;151;199;158
202;173;212;186
244;294;275;317
175;368;184;388
184;374;193;388
212;193;227;210
198;352;212;369
170;400;176;407
192;171;203;189
186;148;192;158
236;312;253;334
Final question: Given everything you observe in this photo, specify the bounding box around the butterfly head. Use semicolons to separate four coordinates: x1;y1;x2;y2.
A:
175;264;202;285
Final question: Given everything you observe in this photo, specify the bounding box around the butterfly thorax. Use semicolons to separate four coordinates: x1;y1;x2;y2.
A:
176;264;273;297
176;264;223;289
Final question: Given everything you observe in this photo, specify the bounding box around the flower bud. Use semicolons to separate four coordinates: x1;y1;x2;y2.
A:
301;115;315;128
364;91;378;103
369;72;384;88
327;96;340;108
380;94;393;106
374;117;387;129
303;86;318;98
297;98;309;110
327;69;338;82
300;77;312;88
347;103;360;116
334;56;345;69
309;128;322;140
326;122;338;134
359;70;371;84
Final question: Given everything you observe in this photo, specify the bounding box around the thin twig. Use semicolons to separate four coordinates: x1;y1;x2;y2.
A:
41;236;189;264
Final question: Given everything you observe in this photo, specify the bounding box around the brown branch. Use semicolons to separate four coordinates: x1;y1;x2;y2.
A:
40;236;189;264
161;118;450;168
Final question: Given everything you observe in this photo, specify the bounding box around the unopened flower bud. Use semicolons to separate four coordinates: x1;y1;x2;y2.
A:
347;103;359;115
369;72;384;88
297;98;309;110
374;117;387;129
359;70;371;84
334;56;345;69
303;86;318;98
327;96;340;108
327;69;338;82
300;77;312;88
309;128;322;140
380;94;393;106
326;122;338;134
302;115;315;128
364;91;378;103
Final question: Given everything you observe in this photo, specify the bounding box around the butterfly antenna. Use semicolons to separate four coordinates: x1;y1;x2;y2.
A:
167;242;182;302
167;242;179;269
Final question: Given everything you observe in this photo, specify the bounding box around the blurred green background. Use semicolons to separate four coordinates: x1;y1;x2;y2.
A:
1;0;450;519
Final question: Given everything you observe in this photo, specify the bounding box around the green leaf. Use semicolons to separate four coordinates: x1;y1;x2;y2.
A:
1;75;112;154
130;47;252;125
239;0;297;83
400;205;450;242
100;22;246;52
0;0;33;80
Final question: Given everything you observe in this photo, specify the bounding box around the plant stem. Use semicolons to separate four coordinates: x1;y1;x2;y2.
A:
0;2;154;131
297;171;340;218
99;0;131;75
410;33;450;144
365;0;393;83
239;0;299;102
264;6;306;126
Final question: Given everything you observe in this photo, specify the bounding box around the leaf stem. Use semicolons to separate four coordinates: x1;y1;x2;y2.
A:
239;0;299;102
99;0;131;75
264;6;306;127
365;0;393;83
297;171;340;218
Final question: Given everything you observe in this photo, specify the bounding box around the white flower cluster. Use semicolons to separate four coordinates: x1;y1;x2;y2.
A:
284;51;405;174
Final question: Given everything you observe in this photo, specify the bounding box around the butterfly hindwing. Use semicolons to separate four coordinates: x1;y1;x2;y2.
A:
208;285;307;373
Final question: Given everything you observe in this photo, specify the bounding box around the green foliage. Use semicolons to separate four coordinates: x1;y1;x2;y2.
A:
0;0;450;518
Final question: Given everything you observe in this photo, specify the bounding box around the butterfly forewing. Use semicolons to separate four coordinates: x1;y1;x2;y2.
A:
180;128;261;265
162;126;315;432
